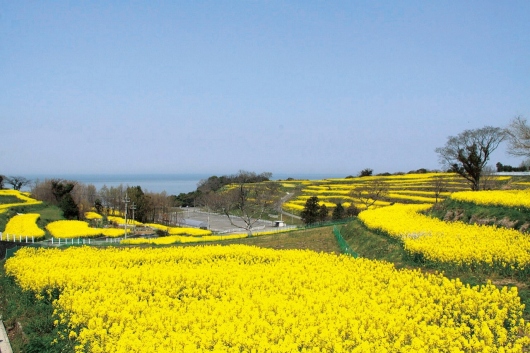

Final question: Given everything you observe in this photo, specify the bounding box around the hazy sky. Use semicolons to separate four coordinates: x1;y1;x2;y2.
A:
1;1;529;177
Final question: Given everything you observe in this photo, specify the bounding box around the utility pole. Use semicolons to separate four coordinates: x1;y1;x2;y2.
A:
130;202;136;235
124;193;130;239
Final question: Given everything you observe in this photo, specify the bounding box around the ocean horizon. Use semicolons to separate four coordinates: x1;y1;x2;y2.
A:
22;172;349;195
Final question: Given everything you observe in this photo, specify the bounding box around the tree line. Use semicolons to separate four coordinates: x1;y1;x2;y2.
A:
30;179;177;223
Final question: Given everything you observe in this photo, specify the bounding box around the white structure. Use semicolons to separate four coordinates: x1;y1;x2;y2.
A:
274;220;286;227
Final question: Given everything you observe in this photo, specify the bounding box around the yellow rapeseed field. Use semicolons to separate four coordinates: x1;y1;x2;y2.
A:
0;189;42;213
46;220;129;238
358;204;530;271
450;189;530;209
5;246;530;352
3;213;45;239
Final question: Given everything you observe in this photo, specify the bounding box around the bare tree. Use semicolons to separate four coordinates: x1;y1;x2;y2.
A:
350;180;389;209
31;179;54;203
435;126;506;191
506;116;530;157
5;176;31;191
212;181;279;235
479;166;501;190
431;175;448;203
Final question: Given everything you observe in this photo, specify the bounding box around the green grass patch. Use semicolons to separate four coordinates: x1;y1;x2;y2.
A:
345;217;530;318
0;261;74;353
0;203;63;236
427;198;530;231
340;219;419;270
0;195;25;205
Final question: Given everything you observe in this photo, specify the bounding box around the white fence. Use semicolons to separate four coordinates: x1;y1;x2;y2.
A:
0;232;37;243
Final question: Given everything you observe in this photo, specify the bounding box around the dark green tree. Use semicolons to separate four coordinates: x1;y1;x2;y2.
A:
60;193;79;220
332;202;345;220
318;204;329;222
94;199;103;214
50;179;79;220
127;186;149;223
359;168;373;177
51;179;75;201
301;196;320;225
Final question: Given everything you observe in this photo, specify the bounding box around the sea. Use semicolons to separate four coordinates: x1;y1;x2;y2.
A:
22;173;347;196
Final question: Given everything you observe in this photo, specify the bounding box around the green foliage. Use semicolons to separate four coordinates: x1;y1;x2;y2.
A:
0;263;74;353
172;190;203;207
59;194;79;220
0;203;63;235
331;203;345;220
341;219;417;269
94;199;103;214
126;186;149;223
358;168;373;177
50;180;75;202
341;219;506;296
301;196;320;225
156;229;167;237
0;195;25;204
427;198;530;231
318;204;329;222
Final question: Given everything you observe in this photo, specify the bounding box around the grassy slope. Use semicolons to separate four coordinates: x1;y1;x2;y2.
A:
428;198;530;230
341;204;530;319
0;203;63;235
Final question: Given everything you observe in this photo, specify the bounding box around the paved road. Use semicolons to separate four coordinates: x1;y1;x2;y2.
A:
0;320;13;353
178;208;295;233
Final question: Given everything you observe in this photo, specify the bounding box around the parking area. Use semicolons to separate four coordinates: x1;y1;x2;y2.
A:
177;208;292;234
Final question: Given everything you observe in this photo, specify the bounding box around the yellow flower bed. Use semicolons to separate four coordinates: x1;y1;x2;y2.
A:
0;190;42;212
122;228;296;245
6;246;530;352
145;223;212;236
359;204;530;271
387;193;439;203
107;216;143;226
101;228;128;238
450;189;530;208
283;202;305;212
85;212;103;220
46;220;102;238
3;213;45;239
121;233;247;245
46;220;130;238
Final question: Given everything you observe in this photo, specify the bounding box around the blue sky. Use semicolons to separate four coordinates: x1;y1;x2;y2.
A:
1;1;528;177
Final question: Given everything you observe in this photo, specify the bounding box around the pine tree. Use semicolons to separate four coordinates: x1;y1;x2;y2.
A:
332;202;345;220
318;204;329;222
60;193;79;220
301;196;320;225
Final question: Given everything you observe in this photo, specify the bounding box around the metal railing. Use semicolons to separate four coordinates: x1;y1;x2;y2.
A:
333;225;358;258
